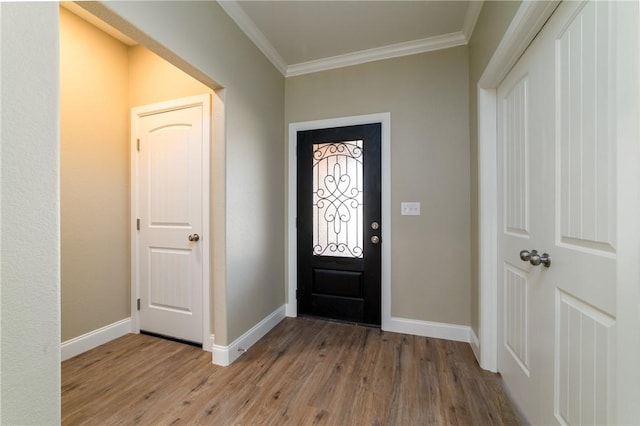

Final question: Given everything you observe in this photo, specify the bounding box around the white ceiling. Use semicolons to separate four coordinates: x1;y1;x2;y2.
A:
218;1;483;76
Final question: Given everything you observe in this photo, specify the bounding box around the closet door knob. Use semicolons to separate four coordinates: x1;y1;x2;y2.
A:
519;249;536;261
520;249;551;267
538;253;551;268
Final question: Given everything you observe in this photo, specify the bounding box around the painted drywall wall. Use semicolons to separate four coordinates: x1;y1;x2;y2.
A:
60;7;130;342
1;3;61;423
82;1;285;345
468;1;521;337
286;48;471;326
128;44;213;107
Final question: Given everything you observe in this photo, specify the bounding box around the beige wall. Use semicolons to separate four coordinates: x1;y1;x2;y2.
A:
1;3;61;423
128;45;213;107
286;48;471;326
468;1;521;336
60;8;216;342
86;1;286;345
60;7;130;341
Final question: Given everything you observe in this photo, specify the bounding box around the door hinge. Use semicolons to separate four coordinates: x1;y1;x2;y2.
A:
137;298;140;311
136;138;140;152
296;289;301;300
296;217;298;228
136;218;140;231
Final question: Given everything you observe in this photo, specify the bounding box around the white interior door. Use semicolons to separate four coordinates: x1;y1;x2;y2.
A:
498;2;621;424
497;47;540;422
132;95;210;345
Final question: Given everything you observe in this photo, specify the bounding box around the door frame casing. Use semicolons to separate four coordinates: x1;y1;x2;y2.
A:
476;1;560;372
130;94;212;349
287;113;391;329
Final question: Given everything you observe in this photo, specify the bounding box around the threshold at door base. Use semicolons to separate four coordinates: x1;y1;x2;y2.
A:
140;330;201;348
298;314;381;329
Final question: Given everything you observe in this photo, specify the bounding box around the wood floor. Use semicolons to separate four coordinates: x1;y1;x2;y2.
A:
62;317;523;425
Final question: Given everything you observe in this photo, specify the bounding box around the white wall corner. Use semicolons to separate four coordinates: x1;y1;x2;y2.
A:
211;305;286;367
383;317;471;343
61;318;132;361
478;86;498;373
216;0;287;75
462;1;484;41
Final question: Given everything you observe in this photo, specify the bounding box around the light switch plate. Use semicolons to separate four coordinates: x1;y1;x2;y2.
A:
401;202;421;216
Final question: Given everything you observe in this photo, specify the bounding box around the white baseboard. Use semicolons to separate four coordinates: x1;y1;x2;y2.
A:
285;302;297;318
384;316;471;343
470;327;480;363
212;305;286;366
61;317;132;361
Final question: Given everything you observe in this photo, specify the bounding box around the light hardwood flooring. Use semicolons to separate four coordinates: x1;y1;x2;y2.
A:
62;317;523;425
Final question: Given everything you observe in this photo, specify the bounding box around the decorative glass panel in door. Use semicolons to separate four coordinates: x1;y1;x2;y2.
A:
312;140;363;258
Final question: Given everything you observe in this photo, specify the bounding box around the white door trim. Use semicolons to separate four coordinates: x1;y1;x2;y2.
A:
476;1;559;372
614;2;640;420
287;113;391;329
130;93;211;349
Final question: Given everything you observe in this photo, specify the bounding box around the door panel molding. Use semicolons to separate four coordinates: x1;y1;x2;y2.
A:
131;94;211;349
287;113;391;329
555;289;615;425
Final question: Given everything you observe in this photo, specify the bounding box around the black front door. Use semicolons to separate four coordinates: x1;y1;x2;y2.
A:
297;123;381;326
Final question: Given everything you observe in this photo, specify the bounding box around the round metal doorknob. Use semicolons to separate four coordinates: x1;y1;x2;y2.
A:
188;233;200;242
371;236;380;244
521;249;551;267
529;252;551;267
520;249;536;261
538;253;551;268
529;252;542;266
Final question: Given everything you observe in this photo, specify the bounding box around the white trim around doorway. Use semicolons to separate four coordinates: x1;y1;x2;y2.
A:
476;1;560;372
286;113;392;330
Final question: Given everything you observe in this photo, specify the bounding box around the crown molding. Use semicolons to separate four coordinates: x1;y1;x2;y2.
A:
217;0;288;75
462;1;484;41
286;32;467;77
218;0;476;78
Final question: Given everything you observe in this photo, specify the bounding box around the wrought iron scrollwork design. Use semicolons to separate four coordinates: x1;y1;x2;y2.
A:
312;141;364;258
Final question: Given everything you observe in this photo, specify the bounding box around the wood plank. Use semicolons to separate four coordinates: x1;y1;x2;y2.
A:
62;317;524;425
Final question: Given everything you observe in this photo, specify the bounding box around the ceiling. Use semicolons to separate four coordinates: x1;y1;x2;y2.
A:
64;1;483;78
218;1;483;76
